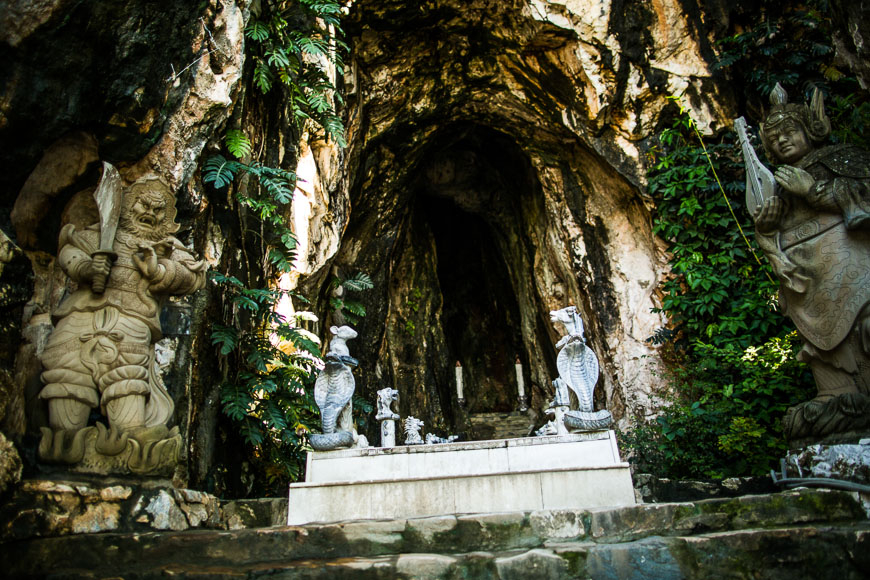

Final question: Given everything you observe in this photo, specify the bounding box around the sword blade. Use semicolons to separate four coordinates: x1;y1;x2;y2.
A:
93;162;123;253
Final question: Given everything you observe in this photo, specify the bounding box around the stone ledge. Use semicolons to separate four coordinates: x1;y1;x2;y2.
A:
0;479;222;541
2;489;868;579
289;464;636;524
306;431;622;485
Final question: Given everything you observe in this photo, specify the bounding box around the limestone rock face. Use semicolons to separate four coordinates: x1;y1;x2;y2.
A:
0;432;22;496
293;0;735;434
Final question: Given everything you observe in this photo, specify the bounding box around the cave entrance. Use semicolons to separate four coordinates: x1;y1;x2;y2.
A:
389;123;556;438
342;123;560;440
419;194;524;415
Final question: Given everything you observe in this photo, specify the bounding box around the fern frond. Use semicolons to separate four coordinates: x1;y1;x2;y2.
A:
254;59;274;93
245;20;270;42
211;324;239;355
342;272;374;291
341;300;366;317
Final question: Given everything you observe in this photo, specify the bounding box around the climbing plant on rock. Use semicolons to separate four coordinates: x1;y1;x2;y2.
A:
205;130;323;490
201;0;349;494
245;0;347;145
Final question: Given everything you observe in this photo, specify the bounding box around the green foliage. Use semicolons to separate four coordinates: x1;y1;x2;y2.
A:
209;267;324;489
204;128;324;493
828;83;870;149
328;271;374;325
714;0;870;147
631;104;816;479
648;110;781;352
622;333;813;479
713;3;834;101
245;0;347;146
225;129;253;158
401;287;423;336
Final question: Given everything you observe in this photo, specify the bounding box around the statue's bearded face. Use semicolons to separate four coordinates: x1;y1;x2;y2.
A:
766;119;813;164
120;193;169;241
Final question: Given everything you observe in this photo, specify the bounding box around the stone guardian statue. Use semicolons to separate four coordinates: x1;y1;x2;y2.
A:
375;387;399;447
741;83;870;441
38;164;206;474
403;416;424;445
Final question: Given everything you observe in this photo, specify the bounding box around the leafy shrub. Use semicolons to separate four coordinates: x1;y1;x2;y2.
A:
623;333;813;479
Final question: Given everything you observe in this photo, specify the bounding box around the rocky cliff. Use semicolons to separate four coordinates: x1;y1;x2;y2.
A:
0;0;865;493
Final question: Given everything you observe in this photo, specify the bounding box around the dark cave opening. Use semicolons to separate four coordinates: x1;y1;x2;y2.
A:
418;194;524;413
341;122;562;437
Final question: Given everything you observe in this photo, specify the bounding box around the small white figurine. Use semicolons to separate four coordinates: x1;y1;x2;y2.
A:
403;416;424;445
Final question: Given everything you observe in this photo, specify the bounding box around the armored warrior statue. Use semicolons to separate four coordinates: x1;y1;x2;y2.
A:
740;83;870;441
39;165;206;472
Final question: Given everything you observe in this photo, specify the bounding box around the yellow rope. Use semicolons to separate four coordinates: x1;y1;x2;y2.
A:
674;98;775;283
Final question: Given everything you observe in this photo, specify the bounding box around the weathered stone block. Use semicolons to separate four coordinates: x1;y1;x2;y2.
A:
494;548;572;580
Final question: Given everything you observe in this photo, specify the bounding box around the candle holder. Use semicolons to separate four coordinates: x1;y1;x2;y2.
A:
457;397;466;407
518;395;528;412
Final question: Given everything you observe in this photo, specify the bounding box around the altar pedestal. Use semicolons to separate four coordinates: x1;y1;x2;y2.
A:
287;431;635;525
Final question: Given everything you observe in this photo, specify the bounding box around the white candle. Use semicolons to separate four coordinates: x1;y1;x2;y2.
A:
455;361;464;399
515;357;525;400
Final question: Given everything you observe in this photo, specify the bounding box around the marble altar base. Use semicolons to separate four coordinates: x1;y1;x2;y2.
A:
288;431;635;525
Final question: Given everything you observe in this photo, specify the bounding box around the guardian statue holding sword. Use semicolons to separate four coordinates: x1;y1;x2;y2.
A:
38;164;206;473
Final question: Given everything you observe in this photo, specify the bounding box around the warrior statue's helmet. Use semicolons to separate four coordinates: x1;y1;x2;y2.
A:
759;83;831;161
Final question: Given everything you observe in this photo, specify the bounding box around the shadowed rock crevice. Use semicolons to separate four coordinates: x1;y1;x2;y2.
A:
329;123;622;437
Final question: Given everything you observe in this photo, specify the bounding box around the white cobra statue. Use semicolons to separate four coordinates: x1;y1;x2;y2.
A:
549;306;612;431
310;326;360;450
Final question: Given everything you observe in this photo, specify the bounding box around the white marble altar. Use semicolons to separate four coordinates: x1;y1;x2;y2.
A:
288;431;635;525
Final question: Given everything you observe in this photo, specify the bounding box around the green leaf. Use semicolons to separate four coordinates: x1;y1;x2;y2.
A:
211;324;239;356
341;300;366;317
225;130;253;159
341;272;374;291
245;21;270;42
254;60;274;93
202;155;240;189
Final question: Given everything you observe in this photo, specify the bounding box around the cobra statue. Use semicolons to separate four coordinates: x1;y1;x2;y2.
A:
549;306;613;431
309;325;364;451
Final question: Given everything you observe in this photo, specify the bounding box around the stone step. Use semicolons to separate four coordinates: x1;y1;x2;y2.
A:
2;488;867;578
68;526;870;580
469;412;532;440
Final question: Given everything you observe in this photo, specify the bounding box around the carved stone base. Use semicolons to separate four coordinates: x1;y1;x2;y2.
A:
784;439;870;484
309;431;354;451
564;409;613;431
38;423;181;477
783;393;870;443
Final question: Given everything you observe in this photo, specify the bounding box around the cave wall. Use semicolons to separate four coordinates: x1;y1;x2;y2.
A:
292;0;738;437
5;0;864;489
